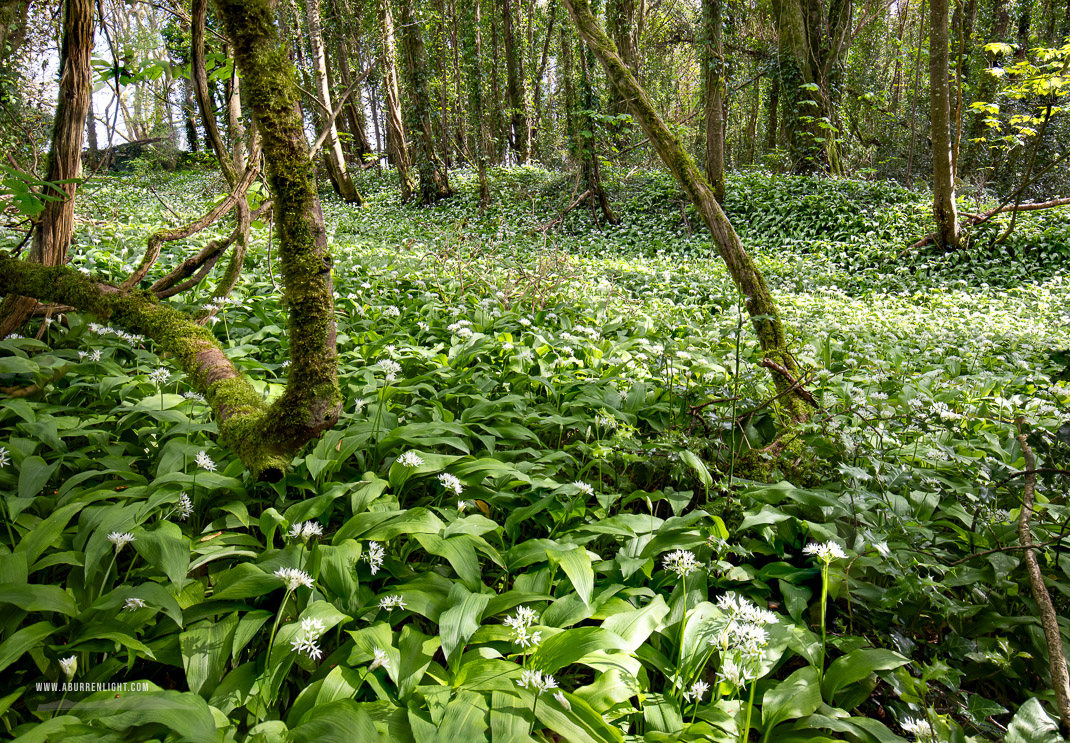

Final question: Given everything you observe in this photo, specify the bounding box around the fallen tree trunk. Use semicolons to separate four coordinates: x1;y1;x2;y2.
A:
563;0;811;420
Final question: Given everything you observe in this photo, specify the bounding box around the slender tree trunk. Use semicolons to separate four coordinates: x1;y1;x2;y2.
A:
490;9;505;163
930;0;960;247
463;0;489;205
502;0;530;162
905;0;926;183
702;0;725;200
765;74;779;151
531;0;557;153
192;0;237;186
305;0;363;203
332;0;374;162
86;93;99;164
563;0;811;421
377;0;416;200
183;77;200;152
399;0;452;203
0;0;93;339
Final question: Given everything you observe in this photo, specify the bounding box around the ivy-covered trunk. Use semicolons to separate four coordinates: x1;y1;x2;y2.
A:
563;0;812;422
501;0;530;163
702;0;726;201
0;0;93;339
399;0;453;204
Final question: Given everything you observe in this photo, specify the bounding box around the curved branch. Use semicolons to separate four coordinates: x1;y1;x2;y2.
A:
121;164;258;290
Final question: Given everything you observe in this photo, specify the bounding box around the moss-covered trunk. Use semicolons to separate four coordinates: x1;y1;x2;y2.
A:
563;0;811;422
462;0;490;206
377;0;416;201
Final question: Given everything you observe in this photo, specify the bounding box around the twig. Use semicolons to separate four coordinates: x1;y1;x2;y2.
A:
758;357;819;408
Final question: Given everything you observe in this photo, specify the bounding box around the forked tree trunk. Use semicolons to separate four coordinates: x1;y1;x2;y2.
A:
306;0;364;204
563;0;811;420
377;0;416;201
0;0;93;339
930;0;959;248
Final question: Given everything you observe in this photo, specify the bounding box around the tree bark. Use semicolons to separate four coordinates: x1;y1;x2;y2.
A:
702;0;725;201
399;0;452;204
930;0;960;248
501;0;531;163
462;0;490;206
192;0;237;187
377;0;416;201
563;0;810;420
306;0;364;204
0;0;93;339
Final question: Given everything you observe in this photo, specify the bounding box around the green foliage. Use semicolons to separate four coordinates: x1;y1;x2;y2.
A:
1;166;1069;741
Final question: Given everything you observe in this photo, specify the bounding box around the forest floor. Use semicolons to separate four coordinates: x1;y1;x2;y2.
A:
1;165;1069;741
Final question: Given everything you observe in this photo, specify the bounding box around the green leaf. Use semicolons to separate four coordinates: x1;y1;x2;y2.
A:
439;583;491;669
335;507;444;542
761;666;822;733
1005;697;1062;743
547;545;594;607
430;689;489;743
132;521;190;586
180;612;239;696
600;595;669;652
291;699;379;743
75;688;218;743
0;583;78;616
18;456;58;500
0;356;38;374
534;689;624;743
822;648;909;701
0;622;55;672
210;563;283;601
529;627;629;674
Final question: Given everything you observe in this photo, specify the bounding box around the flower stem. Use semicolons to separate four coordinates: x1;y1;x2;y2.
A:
743;678;756;743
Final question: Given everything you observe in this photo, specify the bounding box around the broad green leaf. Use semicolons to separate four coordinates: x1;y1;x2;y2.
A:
180;612;239;696
0;621;55;672
132;521;191;586
210;563;284;601
0;583;78;616
18;456;58;500
546;544;595;607
430;689;489;743
529;627;629;673
75;688;217;743
1005;697;1062;743
761;666;822;733
416;533;483;590
439;583;491;669
335;507;444;542
534;689;624;743
290;699;379;743
822;648;909;701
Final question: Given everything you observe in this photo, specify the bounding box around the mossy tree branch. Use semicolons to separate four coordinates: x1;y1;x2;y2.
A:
563;0;810;421
0;256;291;477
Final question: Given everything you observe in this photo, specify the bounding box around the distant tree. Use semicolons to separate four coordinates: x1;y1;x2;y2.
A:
930;0;960;247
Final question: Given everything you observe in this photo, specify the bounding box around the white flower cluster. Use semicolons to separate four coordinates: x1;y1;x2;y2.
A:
174;492;193;521
369;646;390;671
123;597;146;610
663;549;701;577
900;716;935;742
148;367;171;386
290;617;326;660
504;606;542;649
378;594;406;611
288;521;324;542
516;669;557;694
107;532;135;552
803;541;847;563
712;594;777;685
274;567;314;591
438;473;464;494
365;542;385;575
397;451;423;468
682;679;709;703
195;451;216;472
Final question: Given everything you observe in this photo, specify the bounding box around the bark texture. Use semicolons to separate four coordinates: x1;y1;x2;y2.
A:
502;0;531;162
377;0;416;201
462;0;490;206
399;0;453;204
930;0;960;248
0;0;93;339
563;0;810;420
702;0;726;200
306;0;363;204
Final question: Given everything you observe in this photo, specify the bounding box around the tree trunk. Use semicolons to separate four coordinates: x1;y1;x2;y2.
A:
377;0;416;200
563;0;811;421
399;0;452;204
0;0;30;68
490;10;506;163
0;0;93;339
462;0;490;206
531;0;558;154
765;74;779;151
183;77;200;152
930;0;960;248
702;0;725;201
331;0;374;162
501;0;530;162
192;0;237;186
306;0;363;203
86;93;99;165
